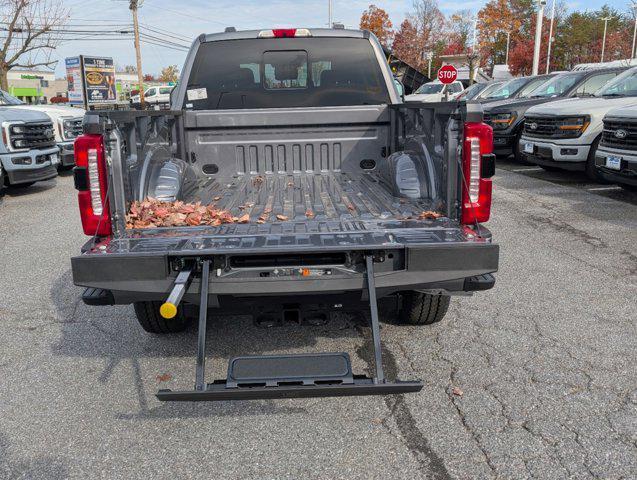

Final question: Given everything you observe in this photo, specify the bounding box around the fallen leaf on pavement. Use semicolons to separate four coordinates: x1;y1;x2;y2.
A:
156;373;172;382
452;387;463;397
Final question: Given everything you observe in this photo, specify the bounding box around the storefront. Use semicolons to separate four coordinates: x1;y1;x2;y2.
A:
6;70;67;104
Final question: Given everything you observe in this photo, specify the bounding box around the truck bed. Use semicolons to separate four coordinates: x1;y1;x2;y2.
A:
178;171;439;228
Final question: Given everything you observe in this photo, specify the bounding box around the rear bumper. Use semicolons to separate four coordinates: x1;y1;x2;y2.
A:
595;147;637;187
72;237;499;304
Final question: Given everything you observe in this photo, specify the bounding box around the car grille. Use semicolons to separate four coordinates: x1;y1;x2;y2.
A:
523;116;562;138
601;119;637;151
7;122;56;151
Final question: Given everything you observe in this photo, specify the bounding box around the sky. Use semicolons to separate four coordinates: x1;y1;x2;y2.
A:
41;0;634;78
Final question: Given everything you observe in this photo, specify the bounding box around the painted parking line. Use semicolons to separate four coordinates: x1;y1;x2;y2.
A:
587;186;622;191
512;167;544;172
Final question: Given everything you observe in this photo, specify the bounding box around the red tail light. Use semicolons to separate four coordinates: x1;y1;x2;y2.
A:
461;122;494;225
74;134;112;236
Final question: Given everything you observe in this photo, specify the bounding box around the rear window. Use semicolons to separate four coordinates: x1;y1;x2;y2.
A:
185;37;390;109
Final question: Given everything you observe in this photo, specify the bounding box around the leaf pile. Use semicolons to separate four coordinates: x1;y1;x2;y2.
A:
125;198;250;229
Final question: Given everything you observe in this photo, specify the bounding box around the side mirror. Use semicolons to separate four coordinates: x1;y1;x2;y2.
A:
393;78;405;101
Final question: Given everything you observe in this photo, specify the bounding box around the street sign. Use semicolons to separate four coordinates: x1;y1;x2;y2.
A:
438;65;458;84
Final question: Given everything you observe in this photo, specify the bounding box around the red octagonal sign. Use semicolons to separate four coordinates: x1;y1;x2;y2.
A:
438;65;458;84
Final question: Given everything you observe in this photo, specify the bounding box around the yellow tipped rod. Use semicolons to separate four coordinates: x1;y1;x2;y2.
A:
160;268;194;319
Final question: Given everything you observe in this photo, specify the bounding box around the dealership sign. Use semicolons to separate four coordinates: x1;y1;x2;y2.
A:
65;55;117;108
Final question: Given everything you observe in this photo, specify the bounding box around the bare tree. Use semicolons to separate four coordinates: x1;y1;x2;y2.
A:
411;0;446;51
0;0;69;90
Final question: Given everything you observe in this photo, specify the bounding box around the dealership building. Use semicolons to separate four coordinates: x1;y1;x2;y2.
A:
6;69;68;104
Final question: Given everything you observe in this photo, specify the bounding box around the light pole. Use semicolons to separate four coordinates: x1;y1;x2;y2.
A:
532;0;546;76
630;0;637;59
328;0;333;28
545;0;556;74
505;31;511;65
600;16;612;63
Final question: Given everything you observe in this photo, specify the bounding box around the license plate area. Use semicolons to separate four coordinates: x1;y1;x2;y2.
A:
605;156;622;171
524;142;534;154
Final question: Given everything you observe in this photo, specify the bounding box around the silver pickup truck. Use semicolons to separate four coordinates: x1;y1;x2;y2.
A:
71;28;499;402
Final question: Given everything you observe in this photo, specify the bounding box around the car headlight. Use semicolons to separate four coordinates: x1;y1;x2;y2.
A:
557;116;590;137
490;112;517;130
59;118;79;140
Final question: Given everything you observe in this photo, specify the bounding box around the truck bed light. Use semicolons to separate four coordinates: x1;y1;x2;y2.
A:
258;28;312;38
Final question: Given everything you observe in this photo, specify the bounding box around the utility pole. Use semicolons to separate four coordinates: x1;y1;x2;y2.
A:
600;16;612;63
130;0;145;109
545;0;556;74
631;2;637;59
532;0;546;76
328;0;333;28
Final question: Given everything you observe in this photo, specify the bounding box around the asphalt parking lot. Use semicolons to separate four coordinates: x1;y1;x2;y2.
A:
0;167;635;480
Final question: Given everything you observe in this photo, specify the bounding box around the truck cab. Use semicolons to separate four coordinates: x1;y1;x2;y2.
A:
0;102;59;188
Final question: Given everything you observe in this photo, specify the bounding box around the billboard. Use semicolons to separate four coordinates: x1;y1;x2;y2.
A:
65;56;84;105
82;56;117;105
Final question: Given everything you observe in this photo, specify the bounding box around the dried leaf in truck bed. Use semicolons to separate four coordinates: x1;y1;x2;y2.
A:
178;204;196;214
287;181;294;187
346;204;356;212
418;210;443;220
213;196;221;202
305;209;315;219
276;214;289;221
253;176;264;186
185;212;202;226
256;219;266;224
218;211;235;224
154;207;170;219
238;213;250;224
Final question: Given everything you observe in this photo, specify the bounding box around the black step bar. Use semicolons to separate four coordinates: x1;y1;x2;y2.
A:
156;255;424;402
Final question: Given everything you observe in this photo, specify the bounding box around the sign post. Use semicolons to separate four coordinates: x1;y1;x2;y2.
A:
437;65;458;102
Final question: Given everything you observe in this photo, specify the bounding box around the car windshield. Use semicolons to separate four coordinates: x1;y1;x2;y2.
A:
415;83;444;94
459;82;483;99
486;77;527;99
0;90;25;105
475;82;503;99
525;73;582;98
596;68;637;97
516;77;551;98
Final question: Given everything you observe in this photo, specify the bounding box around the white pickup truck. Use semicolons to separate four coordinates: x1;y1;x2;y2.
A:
519;67;637;180
0;90;86;168
595;104;637;191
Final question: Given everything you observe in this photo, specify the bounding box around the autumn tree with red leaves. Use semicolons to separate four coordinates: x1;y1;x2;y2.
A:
359;4;394;46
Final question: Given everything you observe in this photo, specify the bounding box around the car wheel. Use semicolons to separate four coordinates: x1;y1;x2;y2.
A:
585;138;608;183
133;301;192;334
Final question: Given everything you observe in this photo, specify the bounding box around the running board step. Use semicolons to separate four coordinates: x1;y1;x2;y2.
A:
157;379;423;402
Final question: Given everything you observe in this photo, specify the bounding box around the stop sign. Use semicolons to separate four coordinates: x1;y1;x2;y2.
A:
438;65;458;84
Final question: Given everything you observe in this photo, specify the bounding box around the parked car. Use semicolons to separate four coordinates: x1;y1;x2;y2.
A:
456;80;500;101
480;74;556;104
483;67;626;158
405;80;464;102
71;27;498;402
594;81;637;190
130;85;173;107
472;81;506;101
0;107;59;188
519;67;637;180
0;90;85;169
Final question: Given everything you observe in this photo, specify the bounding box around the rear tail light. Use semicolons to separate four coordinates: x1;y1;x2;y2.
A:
73;134;112;236
461;122;494;225
258;28;312;38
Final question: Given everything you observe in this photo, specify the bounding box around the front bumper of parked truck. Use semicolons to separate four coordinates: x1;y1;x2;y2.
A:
0;146;60;185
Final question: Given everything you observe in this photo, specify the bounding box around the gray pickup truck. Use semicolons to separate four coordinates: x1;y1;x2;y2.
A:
71;28;499;401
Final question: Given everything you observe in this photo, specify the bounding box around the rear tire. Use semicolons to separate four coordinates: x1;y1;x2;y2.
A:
133;301;191;334
396;292;451;326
